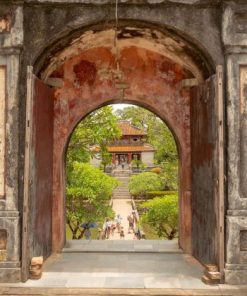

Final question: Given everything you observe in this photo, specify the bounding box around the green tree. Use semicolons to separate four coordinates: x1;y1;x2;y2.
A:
140;195;178;240
66;162;118;239
66;106;121;175
100;146;112;172
128;172;163;198
161;160;178;190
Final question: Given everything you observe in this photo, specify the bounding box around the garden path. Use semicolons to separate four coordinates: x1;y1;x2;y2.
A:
109;198;135;240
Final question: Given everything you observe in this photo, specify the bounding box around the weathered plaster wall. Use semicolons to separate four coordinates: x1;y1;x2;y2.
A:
0;67;6;199
5;0;247;285
222;1;247;284
141;152;154;167
21;1;223;76
16;1;223;264
17;4;224;251
51;46;192;253
19;2;223;266
0;2;22;282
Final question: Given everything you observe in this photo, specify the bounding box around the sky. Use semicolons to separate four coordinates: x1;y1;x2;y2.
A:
111;103;135;110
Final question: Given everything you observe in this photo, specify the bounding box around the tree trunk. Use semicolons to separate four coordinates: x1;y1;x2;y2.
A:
77;228;86;239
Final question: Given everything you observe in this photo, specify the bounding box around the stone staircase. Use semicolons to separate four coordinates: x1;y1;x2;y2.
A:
113;176;131;199
112;168;132;177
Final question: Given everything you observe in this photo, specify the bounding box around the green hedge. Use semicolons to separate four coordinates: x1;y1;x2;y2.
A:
132;191;178;199
146;191;177;198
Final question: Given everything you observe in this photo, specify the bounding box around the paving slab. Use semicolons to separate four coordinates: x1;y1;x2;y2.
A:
105;277;145;288
1;287;247;295
63;239;182;253
0;252;210;289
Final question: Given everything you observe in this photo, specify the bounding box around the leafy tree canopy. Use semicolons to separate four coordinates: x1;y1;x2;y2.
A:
66;105;121;175
66;162;118;239
140;195;178;240
128;172;163;197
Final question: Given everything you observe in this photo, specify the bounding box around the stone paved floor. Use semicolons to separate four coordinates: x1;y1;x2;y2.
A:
1;252;218;289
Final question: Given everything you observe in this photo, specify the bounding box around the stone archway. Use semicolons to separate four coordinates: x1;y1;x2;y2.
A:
23;24;224;281
50;40;193;255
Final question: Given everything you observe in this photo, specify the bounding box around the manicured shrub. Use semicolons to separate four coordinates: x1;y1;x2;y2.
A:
140;194;178;240
128;172;163;197
145;191;177;199
151;167;162;174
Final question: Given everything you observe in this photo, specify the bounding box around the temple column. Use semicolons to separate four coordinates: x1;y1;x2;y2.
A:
128;153;132;164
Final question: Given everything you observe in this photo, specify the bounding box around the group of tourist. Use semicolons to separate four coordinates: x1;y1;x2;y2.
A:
101;214;123;239
100;211;143;240
82;211;144;240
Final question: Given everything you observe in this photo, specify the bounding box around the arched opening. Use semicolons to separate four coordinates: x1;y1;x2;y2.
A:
64;103;180;242
23;22;224;282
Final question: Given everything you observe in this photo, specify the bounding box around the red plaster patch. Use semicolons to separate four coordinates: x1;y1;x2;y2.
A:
50;66;64;79
73;60;97;86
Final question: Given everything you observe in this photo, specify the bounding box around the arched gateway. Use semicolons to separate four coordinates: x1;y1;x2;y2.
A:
24;24;224;278
0;0;247;286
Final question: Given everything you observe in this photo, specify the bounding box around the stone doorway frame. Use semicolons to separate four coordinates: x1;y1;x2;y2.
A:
23;22;224;282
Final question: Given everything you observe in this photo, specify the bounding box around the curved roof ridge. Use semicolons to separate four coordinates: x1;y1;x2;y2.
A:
118;120;146;136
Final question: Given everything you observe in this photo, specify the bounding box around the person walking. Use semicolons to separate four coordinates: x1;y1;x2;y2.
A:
84;228;91;240
127;214;134;234
104;218;111;239
115;214;122;233
120;226;125;239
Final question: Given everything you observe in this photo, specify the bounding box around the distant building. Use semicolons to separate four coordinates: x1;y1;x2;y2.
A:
91;120;155;167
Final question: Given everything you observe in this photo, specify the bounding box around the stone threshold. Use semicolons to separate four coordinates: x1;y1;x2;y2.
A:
1;287;247;296
63;240;182;253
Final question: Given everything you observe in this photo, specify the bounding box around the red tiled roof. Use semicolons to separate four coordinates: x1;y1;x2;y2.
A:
118;121;146;136
108;144;155;152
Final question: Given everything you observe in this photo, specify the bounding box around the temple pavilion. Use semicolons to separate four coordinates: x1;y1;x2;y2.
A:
91;120;155;168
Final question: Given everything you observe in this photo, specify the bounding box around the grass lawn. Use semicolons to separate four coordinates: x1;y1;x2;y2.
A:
140;222;162;240
66;224;100;240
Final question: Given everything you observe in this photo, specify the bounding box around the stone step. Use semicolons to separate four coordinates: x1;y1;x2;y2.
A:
113;194;131;197
2;287;247;296
114;195;130;197
117;181;129;183
116;188;129;190
114;194;130;196
113;193;130;197
201;275;220;285
114;174;131;177
63;239;182;253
